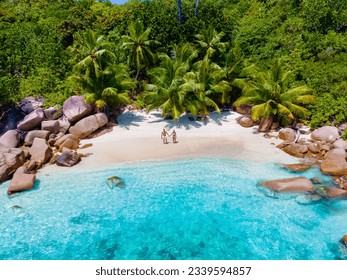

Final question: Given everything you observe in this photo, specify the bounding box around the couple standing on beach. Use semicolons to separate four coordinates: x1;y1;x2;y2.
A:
161;129;177;144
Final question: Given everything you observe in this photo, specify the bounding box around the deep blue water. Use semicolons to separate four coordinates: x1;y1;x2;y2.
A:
0;158;347;260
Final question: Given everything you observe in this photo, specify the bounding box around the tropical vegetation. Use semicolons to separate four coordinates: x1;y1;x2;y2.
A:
0;0;346;128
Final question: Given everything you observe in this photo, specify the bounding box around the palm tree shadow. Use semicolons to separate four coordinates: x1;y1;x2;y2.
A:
117;111;147;128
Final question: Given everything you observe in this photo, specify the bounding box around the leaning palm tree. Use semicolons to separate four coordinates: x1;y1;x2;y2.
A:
195;26;228;60
233;59;315;126
122;19;158;80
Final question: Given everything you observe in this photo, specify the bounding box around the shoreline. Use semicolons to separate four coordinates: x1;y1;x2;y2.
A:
40;110;299;175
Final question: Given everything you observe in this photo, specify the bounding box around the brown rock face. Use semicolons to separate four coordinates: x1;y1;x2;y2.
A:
0;130;20;148
259;177;315;192
17;109;45;131
0;148;26;183
323;187;347;199
237;116;254;128
311;126;339;142
342;235;347;247
24;130;51;146
58;138;79;151
54;134;80;150
333;139;347;149
58;120;70;134
320;149;347;176
56;151;81;167
278;128;296;142
29;138;52;164
69;113;108;139
281;163;313;172
258;116;273;132
41;120;60;134
8;172;36;195
308;143;320;154
63;96;93;123
44;106;62;120
235;105;252;115
282;143;308;158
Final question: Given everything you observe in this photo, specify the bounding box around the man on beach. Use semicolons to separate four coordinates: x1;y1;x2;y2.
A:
161;129;169;144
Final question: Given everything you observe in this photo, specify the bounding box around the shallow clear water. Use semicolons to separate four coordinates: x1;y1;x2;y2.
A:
0;158;347;260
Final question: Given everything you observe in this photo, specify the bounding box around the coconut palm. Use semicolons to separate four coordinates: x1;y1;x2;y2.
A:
69;29;134;111
69;29;115;78
182;59;230;116
233;59;315;126
70;63;135;110
142;44;198;120
195;26;228;60
122;19;157;80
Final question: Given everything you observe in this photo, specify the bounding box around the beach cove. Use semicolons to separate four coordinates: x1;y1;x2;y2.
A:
1;109;347;260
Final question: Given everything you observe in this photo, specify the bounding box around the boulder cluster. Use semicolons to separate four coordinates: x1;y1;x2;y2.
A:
0;95;112;195
235;106;347;200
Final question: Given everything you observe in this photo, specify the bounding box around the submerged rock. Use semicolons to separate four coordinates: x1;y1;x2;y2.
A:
281;163;314;172
106;176;125;189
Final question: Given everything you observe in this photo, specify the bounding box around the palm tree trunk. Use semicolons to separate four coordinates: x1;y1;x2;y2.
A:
194;0;200;17
177;0;183;25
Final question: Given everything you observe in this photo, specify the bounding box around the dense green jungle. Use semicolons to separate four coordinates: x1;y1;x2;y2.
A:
0;0;346;128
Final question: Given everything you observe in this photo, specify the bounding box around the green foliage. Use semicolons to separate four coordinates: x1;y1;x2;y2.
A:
233;59;315;125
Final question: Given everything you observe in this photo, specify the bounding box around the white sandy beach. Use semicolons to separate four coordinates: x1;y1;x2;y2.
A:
42;109;299;174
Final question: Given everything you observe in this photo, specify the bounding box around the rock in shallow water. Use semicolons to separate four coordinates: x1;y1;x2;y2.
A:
106;176;125;189
259;177;315;192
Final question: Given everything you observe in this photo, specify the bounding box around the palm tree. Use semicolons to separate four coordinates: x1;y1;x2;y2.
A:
142;44;198;120
233;59;315;126
182;59;230;116
69;29;115;78
69;29;135;111
122;19;157;80
195;26;228;60
70;63;135;110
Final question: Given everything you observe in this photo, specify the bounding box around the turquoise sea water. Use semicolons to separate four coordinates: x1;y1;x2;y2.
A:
0;158;347;260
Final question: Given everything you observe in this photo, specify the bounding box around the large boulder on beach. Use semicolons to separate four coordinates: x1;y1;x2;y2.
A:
237;116;254;127
17;108;45;131
0;130;20;148
279;128;296;142
58;120;70;134
235;105;252;115
282;143;308;158
69;113;108;139
54;134;80;150
44;106;62;120
8;172;36;195
63;96;93;123
24;130;51;146
41;120;60;134
320;149;347;176
311;126;339;142
56;151;81;167
29;138;52;164
259;177;314;192
258;116;273;132
0;147;26;183
333;139;347;150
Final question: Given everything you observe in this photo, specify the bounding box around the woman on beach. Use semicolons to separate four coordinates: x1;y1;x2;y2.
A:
161;128;169;144
170;130;177;144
